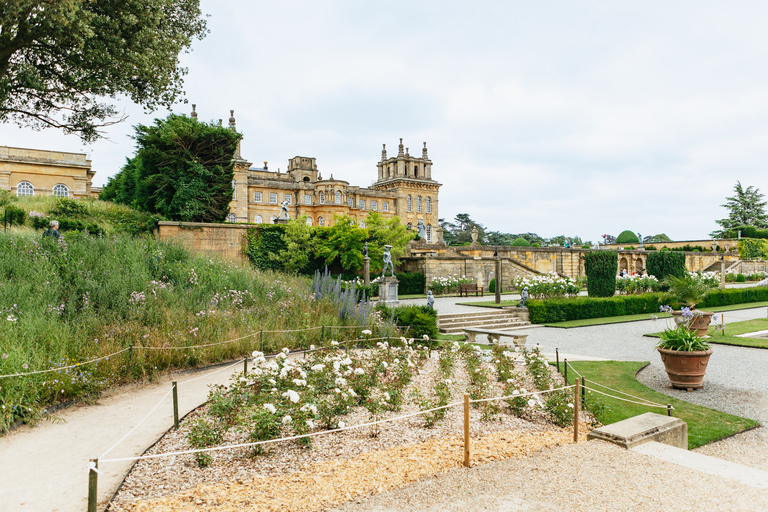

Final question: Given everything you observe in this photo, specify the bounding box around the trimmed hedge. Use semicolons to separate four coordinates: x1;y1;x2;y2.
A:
583;251;617;297
527;287;768;323
488;278;501;293
616;230;639;244
646;251;686;280
395;272;426;295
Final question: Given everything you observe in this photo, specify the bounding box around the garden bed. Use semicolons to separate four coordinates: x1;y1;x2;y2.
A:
109;342;585;511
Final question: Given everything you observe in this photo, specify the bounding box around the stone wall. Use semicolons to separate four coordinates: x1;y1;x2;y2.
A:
155;221;252;262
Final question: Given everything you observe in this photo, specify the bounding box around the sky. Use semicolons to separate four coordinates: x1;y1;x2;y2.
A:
2;0;768;243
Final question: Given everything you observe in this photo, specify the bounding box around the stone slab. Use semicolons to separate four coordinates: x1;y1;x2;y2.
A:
587;412;687;450
633;441;768;490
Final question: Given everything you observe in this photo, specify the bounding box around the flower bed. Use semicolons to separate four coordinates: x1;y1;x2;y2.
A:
513;273;581;299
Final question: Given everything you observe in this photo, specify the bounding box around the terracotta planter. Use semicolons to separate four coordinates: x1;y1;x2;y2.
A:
670;310;714;336
657;347;713;390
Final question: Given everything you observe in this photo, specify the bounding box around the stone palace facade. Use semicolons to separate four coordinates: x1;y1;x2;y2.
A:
0;146;99;199
221;109;441;241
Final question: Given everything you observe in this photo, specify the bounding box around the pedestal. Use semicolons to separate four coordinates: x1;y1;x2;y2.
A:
274;217;289;225
378;276;399;307
364;257;370;286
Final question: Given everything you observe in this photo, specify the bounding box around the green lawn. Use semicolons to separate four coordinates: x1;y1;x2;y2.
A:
646;317;768;349
543;301;768;328
562;361;760;449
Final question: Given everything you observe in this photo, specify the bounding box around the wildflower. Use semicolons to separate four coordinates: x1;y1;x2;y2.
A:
306;419;315;429
283;390;300;403
263;403;277;413
1;353;7;360
354;368;364;375
7;315;17;322
22;363;28;370
310;345;316;350
331;341;339;346
282;415;292;425
567;403;574;409
362;329;372;336
527;399;536;407
422;334;429;340
338;421;346;428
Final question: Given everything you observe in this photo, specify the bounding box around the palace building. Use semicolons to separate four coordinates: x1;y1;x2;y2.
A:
0;146;99;199
221;109;442;241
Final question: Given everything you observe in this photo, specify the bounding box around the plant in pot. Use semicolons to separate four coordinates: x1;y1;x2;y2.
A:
662;273;714;336
652;305;714;390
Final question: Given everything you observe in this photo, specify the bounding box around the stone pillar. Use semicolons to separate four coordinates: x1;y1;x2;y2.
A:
364;256;371;286
378;276;399;307
495;255;501;304
720;259;726;289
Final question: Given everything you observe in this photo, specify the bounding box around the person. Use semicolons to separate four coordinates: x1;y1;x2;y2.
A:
426;290;434;309
279;199;290;220
43;220;59;239
382;245;394;277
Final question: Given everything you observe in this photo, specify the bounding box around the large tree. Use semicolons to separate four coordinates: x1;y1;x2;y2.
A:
102;114;240;222
714;181;768;234
0;0;207;142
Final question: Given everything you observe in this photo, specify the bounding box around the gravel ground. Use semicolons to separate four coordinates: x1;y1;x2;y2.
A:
327;440;768;512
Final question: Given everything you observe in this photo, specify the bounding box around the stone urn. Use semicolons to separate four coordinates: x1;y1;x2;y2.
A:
657;348;713;390
671;310;714;336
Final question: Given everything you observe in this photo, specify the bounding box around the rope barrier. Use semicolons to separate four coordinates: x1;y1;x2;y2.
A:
468;385;575;405
137;332;257;351
581;385;671;409
562;360;667;407
177;358;247;386
0;348;131;379
564;361;584;379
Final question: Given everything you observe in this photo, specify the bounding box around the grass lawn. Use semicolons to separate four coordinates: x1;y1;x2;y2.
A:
645;317;768;349
562;361;759;449
543;301;768;328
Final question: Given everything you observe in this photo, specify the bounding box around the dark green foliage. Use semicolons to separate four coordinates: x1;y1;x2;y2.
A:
56;218;104;235
646;251;686;280
583;251;617;297
511;237;531;247
50;198;87;218
4;205;26;226
378;304;438;342
699;287;768;308
395;272;426;295
736;273;746;282
722;225;768;240
102;114;240;222
488;278;502;293
527;294;665;323
616;230;640;244
246;226;287;271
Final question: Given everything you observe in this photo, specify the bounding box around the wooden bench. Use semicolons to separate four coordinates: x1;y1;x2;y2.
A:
463;328;527;348
459;283;483;297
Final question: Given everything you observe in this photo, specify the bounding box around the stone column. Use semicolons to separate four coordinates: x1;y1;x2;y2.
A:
494;254;501;304
720;258;726;289
364;256;370;286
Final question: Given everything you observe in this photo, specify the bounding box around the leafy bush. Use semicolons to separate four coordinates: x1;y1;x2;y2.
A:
615;274;660;294
511;237;530;247
50;198;87;218
583;251;617;297
378;304;438;342
4;205;25;226
246;225;287;271
616;230;639;244
395;272;426;295
488;278;501;293
527;294;665;323
531;243;540;247
738;238;768;260
699;287;768;308
736;273;746;283
512;273;579;298
646;251;686;280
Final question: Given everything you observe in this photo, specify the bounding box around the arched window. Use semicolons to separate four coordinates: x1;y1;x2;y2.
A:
417;196;422;213
227;213;237;223
426;196;432;213
232;180;236;200
254;215;263;224
414;165;419;177
387;166;391;177
306;217;313;226
270;215;277;224
407;195;412;212
52;184;69;198
319;191;325;204
16;181;34;196
318;216;325;226
335;191;341;204
427;224;432;242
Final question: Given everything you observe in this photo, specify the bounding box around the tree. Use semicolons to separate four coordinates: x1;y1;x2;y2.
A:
275;216;320;275
102;114;240;222
440;213;486;245
365;212;415;274
0;0;208;142
316;215;368;272
714;181;768;234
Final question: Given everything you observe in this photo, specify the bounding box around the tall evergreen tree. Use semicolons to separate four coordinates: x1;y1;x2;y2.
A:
715;181;768;233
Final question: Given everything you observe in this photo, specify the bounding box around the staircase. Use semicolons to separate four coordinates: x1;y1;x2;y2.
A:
438;308;531;335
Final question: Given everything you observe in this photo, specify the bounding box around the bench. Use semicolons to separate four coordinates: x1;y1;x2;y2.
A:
459;283;483;297
463;328;527;348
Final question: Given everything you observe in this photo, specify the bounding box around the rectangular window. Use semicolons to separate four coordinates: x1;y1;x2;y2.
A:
383;202;389;212
304;194;311;205
255;191;262;202
270;192;277;203
359;200;365;210
348;198;353;207
285;194;292;204
372;200;377;211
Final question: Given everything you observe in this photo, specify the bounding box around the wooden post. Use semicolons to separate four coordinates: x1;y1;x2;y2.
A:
667;404;673;416
564;359;568;384
573;379;580;442
463;393;470;468
88;458;98;512
259;329;264;352
581;376;586;408
243;356;248;375
172;381;179;430
556;348;560;374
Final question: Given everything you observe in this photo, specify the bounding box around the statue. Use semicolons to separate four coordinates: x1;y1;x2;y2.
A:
382;245;395;277
416;219;426;239
279;199;290;220
363;242;369;258
518;286;529;308
426;290;434;309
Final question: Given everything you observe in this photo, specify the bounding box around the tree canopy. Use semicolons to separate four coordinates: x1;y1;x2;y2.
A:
101;114;240;222
0;0;208;141
713;181;768;235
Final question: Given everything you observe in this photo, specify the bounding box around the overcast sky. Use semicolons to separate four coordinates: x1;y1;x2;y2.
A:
2;1;767;243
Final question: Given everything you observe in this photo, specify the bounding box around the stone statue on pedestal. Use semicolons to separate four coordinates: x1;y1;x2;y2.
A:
417;219;426;239
382;245;394;277
426;290;434;309
279;199;290;220
518;287;529;308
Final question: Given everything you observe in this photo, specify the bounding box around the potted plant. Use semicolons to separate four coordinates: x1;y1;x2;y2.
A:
663;274;714;335
652;306;714;390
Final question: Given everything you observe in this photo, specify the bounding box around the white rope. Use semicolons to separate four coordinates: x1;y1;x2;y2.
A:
177;358;246;386
137;332;256;350
469;385;575;405
582;385;671;409
580;379;662;406
100;386;175;459
0;348;131;379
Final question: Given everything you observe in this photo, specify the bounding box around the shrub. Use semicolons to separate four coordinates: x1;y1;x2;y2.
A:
616;230;639;244
4;205;26;226
488;278;501;293
395;272;426;295
583;251;617;297
513;273;580;298
646;251;686;280
378;304;438;341
511;237;530;247
738;238;768;260
736;273;746;283
531;243;540;247
246;225;287;271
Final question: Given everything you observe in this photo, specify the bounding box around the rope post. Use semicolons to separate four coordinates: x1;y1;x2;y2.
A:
321;325;325;340
564;359;568;384
463;393;470;468
556;348;560;374
581;376;586;409
259;329;264;352
88;458;98;512
667;404;673;417
128;344;133;365
243;356;248;375
172;381;179;430
573;379;580;442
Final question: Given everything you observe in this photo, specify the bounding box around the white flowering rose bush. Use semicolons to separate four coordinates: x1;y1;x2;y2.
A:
513;273;580;299
615;274;660;294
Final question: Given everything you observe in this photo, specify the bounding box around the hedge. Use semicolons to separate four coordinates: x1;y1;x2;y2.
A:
527;287;768;323
583;251;617;297
395;272;426;295
646;251;686;280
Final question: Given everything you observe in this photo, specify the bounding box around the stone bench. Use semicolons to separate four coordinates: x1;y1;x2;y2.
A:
587;412;687;450
463;328;527;348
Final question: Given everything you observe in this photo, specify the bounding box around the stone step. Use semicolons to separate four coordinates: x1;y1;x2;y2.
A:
438;310;518;320
439;319;526;330
633;441;768;490
438;314;518;326
439;321;530;335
